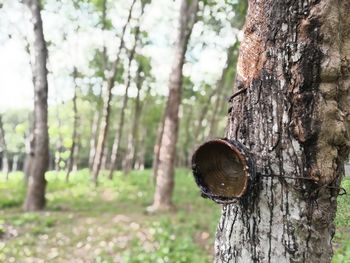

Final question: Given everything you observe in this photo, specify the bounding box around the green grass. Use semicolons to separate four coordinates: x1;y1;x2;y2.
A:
0;169;219;262
0;170;349;262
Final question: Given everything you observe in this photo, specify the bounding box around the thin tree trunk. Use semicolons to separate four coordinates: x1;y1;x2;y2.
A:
72;133;80;172
23;0;49;211
88;111;99;170
92;0;137;186
123;65;144;174
135;132;146;171
0;115;9;179
207;44;238;138
12;155;19;172
54;103;64;172
152;110;165;184
101;145;109;171
109;17;142;179
214;1;350;262
66;68;79;182
149;0;199;212
88;0;107;172
183;104;193;168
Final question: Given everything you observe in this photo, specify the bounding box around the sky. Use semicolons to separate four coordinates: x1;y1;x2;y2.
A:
0;0;240;112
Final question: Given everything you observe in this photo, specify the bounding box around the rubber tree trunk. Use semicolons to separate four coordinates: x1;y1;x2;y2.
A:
88;111;99;170
92;0;137;186
108;20;141;179
207;44;238;138
54;103;64;172
0;115;9;179
88;0;107;171
66;68;79;182
214;1;350;262
149;0;199;212
23;0;49;212
152;110;165;184
123;65;144;174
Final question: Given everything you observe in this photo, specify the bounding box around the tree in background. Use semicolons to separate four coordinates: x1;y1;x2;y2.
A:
23;0;49;211
91;0;137;186
214;0;350;261
148;0;199;212
0;115;9;179
66;68;79;181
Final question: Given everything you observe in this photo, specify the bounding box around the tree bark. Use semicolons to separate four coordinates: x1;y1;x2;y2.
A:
66;68;79;182
149;0;199;212
108;18;142;179
0;115;9;179
214;1;350;262
92;0;137;186
23;0;49;211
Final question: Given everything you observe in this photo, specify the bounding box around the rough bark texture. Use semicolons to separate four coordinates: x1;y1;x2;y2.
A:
92;0;137;185
23;0;49;211
149;0;199;211
215;0;350;262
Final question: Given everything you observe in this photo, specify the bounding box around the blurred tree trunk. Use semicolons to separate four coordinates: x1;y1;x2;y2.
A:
92;0;137;186
135;130;146;171
149;0;199;212
215;0;350;262
88;0;107;172
109;19;142;179
23;0;49;211
183;104;193;168
88;111;99;170
123;65;144;174
12;155;19;172
0;115;9;179
54;103;64;172
66;68;79;182
207;44;238;138
100;145;109;171
152;110;165;183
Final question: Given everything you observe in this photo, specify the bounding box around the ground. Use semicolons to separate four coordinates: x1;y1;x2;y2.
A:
0;169;349;263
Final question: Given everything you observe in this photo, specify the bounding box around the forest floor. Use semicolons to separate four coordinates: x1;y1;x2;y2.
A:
0;169;349;263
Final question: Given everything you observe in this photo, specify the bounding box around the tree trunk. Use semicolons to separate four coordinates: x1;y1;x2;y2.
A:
23;0;49;211
92;0;137;186
88;111;99;170
100;145;109;171
109;19;142;179
149;0;199;212
12;155;19;172
207;44;238;138
152;110;165;184
123;65;144;174
66;68;79;182
213;1;350;262
0;115;9;179
135;132;146;171
54;103;64;172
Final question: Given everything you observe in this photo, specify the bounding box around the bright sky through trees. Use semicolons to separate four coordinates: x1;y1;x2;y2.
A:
0;0;240;111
